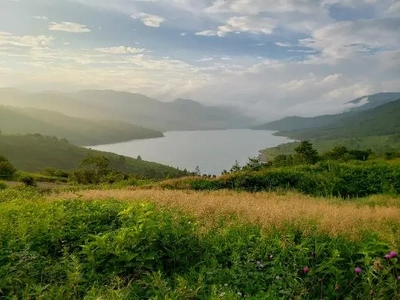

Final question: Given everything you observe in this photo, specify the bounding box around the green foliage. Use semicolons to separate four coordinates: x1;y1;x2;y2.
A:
294;140;320;164
0;181;6;190
19;174;37;187
0;192;399;299
0;134;187;179
163;160;400;198
0;154;16;180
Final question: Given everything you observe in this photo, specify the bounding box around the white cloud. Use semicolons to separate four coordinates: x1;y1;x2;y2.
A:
275;42;293;47
195;30;218;36
49;22;91;33
131;13;165;27
0;32;53;48
95;46;145;54
195;16;277;37
33;16;48;20
300;18;400;58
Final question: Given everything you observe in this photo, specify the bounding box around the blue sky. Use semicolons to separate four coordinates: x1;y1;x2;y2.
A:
0;0;399;119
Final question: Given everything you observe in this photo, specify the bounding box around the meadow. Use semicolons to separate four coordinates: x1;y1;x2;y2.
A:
1;187;399;299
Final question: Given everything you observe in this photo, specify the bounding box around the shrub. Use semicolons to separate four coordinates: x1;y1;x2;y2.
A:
0;155;16;180
19;174;37;187
0;181;6;190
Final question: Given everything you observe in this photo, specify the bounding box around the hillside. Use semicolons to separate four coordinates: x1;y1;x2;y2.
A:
0;105;163;146
0;134;186;178
0;89;256;131
70;90;255;131
280;98;400;140
253;92;400;131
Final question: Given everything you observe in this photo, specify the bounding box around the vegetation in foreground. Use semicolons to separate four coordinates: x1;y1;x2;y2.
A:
0;188;400;299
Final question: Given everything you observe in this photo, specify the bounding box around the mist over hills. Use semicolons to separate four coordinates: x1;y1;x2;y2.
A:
253;92;400;132
0;89;256;132
0;105;163;146
276;97;400;140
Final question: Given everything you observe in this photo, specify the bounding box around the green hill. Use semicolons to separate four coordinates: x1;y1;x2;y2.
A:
0;134;186;178
0;105;163;146
281;98;400;140
253;92;400;131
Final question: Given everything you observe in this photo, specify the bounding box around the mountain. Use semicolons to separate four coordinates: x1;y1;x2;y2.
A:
0;105;163;146
0;89;255;131
347;92;400;112
279;97;400;140
253;92;400;132
70;90;255;131
0;134;187;178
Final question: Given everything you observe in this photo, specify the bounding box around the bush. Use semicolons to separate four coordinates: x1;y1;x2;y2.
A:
0;181;6;190
162;161;400;198
19;174;37;187
0;155;16;180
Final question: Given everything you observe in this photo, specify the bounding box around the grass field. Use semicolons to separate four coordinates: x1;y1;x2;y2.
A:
55;189;400;241
1;187;399;299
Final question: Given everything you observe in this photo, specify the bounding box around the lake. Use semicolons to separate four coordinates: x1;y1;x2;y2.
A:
88;130;292;175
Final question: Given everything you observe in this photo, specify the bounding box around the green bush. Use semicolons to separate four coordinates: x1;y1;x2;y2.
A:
19;174;37;187
0;181;6;190
0;155;16;180
163;161;400;198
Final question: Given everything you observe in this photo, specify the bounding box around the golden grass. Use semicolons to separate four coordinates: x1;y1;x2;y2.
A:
51;189;400;242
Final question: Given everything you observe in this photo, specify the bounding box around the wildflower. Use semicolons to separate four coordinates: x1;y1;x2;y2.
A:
335;283;340;292
256;261;265;268
389;251;397;258
385;254;392;259
355;267;362;274
303;267;310;274
397;276;400;283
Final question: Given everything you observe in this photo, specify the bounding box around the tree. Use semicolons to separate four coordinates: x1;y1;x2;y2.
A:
294;141;319;165
71;155;111;184
80;155;110;175
230;160;241;173
0;155;16;180
194;166;201;176
243;157;263;172
137;155;142;161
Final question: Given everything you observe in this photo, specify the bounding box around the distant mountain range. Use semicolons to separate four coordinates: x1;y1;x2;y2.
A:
0;105;163;146
253;92;400;132
277;96;400;140
0;88;256;132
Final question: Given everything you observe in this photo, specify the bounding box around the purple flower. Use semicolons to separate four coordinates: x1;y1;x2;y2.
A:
355;267;362;274
389;251;397;258
303;266;310;274
397;275;400;283
385;254;392;259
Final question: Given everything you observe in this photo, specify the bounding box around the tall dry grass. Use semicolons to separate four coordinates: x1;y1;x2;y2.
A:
52;189;400;242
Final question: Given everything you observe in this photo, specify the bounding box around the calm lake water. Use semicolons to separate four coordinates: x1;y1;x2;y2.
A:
88;130;292;175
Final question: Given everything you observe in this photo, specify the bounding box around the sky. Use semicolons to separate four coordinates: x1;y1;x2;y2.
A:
0;0;399;120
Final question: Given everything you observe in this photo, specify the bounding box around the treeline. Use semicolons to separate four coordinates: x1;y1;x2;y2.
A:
0;153;193;188
162;141;400;198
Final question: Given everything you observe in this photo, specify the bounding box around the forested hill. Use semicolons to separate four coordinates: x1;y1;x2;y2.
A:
277;98;400;140
0;105;163;146
0;134;186;178
253;92;400;132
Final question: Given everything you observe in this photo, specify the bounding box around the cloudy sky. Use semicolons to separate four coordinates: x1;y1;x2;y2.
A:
1;0;399;119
